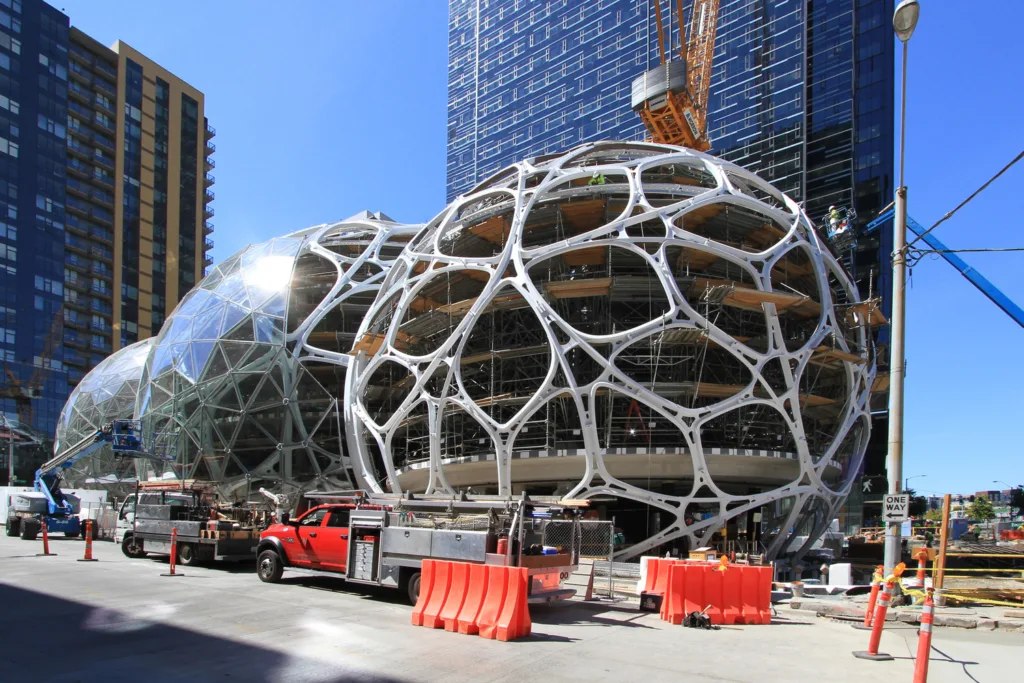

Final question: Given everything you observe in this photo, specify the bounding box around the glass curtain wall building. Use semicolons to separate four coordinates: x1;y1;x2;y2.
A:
446;0;894;529
1;0;214;483
0;0;71;481
446;0;893;304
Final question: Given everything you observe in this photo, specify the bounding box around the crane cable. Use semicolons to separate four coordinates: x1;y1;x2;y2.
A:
905;148;1024;250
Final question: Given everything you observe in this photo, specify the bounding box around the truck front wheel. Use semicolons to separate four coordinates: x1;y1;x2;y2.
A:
121;534;146;558
406;570;422;606
257;550;283;583
5;517;19;537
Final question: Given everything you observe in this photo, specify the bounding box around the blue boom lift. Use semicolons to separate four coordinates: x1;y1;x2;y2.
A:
865;208;1024;329
4;420;157;540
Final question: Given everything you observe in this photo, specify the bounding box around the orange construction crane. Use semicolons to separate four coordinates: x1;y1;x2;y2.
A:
631;0;720;150
1;308;63;426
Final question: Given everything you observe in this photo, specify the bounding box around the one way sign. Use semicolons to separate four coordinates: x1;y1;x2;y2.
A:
882;493;910;523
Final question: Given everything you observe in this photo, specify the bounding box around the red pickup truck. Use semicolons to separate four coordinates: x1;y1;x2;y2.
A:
256;494;583;606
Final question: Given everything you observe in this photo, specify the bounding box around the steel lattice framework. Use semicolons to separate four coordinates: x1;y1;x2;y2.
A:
347;142;875;559
54;339;153;498
134;214;420;501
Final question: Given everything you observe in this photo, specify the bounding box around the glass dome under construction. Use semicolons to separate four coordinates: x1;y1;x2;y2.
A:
135;215;419;501
54;339;153;497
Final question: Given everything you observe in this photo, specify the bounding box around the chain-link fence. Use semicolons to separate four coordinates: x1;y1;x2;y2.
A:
543;520;618;598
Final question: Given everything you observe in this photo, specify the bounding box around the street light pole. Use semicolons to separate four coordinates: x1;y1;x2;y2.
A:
905;474;926;492
884;0;920;576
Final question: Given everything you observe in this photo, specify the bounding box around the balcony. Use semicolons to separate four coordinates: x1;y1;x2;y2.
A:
92;132;115;153
204;237;214;249
90;226;113;244
92;149;114;170
90;207;114;226
68;60;92;84
68;100;93;120
205;123;216;138
93;94;115;114
204;205;214;218
68;80;91;104
204;188;215;201
205;157;215;169
204;253;214;267
66;196;91;216
67;137;91;160
203;220;213;235
204;172;215;187
66;178;90;199
206;139;216;152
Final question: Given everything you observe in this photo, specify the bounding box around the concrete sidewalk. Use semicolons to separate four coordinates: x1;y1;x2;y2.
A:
0;534;1018;683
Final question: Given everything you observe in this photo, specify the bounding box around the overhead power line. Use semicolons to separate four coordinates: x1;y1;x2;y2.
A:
906;148;1024;250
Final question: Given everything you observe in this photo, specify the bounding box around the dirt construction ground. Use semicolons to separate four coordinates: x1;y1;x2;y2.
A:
0;533;1018;683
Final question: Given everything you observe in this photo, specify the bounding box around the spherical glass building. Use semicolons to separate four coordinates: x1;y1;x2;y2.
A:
135;214;420;501
54;338;153;498
346;143;875;559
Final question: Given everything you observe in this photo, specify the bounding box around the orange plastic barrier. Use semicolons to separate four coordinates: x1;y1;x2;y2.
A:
411;559;452;628
411;560;531;641
644;558;678;596
661;563;772;625
456;563;491;635
439;561;470;632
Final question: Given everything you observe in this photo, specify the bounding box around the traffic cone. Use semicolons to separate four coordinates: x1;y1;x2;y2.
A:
853;565;884;630
915;549;928;582
160;527;183;577
36;519;56;556
78;520;98;562
853;562;905;661
913;586;935;683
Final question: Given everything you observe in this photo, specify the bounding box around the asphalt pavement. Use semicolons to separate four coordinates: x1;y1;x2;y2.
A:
0;533;1017;682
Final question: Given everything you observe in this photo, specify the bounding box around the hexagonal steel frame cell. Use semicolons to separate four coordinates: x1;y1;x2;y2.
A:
134;213;421;502
55;338;154;499
346;142;875;560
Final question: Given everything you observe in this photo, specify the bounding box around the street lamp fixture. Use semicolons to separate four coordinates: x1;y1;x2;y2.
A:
893;0;920;43
905;474;926;492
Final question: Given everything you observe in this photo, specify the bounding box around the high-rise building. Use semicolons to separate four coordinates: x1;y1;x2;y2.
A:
446;0;895;530
1;0;213;482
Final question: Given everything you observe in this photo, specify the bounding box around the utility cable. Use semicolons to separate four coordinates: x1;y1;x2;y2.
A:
905;148;1024;250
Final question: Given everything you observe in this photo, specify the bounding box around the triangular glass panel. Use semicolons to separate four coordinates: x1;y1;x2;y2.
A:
151;343;175;378
248;375;284;410
258;292;287;318
190;340;217;378
241;344;277;372
219;341;251;369
224;317;256;342
164;314;195;345
201;345;231;381
235;373;264;406
215;272;249;308
254;314;283;344
192;305;225;341
220;303;250;336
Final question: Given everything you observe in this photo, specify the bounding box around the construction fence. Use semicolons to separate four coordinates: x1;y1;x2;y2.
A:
543;519;619;598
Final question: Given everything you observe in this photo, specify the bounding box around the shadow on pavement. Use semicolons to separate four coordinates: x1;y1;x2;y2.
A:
0;583;413;683
531;603;656;629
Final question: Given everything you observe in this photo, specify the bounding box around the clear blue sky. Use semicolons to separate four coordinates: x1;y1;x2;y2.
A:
60;1;1023;497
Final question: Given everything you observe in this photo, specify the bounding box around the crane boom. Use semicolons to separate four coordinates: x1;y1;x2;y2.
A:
865;209;1024;329
631;0;721;150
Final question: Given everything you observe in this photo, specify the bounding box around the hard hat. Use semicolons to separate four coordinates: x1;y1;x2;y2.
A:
592;171;600;178
829;205;836;211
